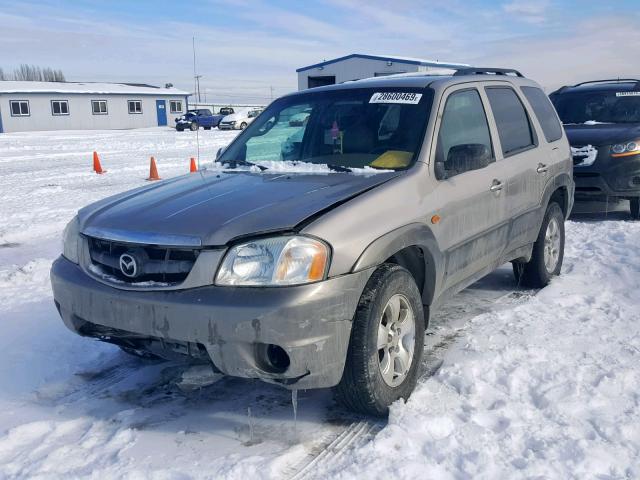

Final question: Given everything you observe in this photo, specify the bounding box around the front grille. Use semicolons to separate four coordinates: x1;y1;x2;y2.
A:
87;236;199;285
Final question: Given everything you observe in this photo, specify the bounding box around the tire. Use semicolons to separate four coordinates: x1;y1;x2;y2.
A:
630;198;640;220
513;202;565;288
335;264;425;416
176;126;184;132
190;122;199;131
239;122;248;130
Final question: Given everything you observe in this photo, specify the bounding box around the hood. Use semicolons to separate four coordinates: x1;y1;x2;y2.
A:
564;123;640;147
78;170;401;246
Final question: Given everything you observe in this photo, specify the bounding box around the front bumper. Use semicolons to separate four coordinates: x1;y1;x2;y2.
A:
218;123;236;130
573;149;640;199
51;256;373;389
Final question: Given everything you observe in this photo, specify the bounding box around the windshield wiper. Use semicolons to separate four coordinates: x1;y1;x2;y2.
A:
326;164;352;173
216;159;268;171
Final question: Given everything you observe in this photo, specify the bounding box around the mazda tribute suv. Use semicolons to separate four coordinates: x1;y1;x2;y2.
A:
51;68;574;415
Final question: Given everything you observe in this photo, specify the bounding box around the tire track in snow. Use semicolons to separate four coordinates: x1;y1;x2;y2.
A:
282;274;536;479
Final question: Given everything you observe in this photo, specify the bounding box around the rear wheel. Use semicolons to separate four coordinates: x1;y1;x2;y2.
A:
513;202;565;288
630;198;640;220
335;264;424;416
190;122;198;131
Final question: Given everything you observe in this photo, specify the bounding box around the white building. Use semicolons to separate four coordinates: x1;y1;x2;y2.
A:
0;81;190;133
297;54;469;90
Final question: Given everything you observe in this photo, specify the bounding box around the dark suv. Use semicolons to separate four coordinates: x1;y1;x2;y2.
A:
550;79;640;219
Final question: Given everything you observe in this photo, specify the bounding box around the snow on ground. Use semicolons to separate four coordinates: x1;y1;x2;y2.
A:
1;127;639;479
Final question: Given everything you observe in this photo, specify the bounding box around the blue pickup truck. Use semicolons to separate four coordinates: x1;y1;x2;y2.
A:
175;108;234;131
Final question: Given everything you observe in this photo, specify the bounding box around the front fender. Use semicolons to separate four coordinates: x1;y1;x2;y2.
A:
351;223;445;305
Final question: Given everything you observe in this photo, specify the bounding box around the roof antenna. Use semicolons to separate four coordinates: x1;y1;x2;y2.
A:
192;36;200;169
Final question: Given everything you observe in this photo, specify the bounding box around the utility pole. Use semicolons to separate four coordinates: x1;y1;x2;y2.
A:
192;37;202;104
192;37;197;102
195;75;203;103
270;85;274;101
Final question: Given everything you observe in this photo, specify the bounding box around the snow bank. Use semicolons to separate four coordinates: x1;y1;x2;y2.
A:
311;220;640;479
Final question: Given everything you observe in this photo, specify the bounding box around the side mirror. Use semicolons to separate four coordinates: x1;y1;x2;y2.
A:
446;144;492;176
434;161;448;180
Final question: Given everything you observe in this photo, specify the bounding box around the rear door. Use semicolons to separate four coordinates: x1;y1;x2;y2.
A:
484;84;541;253
520;85;567;199
428;83;510;292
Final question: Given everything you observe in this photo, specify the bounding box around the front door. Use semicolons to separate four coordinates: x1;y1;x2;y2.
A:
428;84;510;293
156;100;167;126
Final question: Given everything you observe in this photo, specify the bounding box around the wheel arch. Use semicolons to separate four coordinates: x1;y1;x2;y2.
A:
543;172;574;219
351;223;444;311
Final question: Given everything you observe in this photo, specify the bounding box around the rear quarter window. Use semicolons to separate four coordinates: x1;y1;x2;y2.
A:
521;86;563;143
485;87;536;156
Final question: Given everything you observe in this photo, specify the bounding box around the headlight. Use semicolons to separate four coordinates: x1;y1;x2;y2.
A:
62;216;81;264
611;140;640;157
215;236;329;286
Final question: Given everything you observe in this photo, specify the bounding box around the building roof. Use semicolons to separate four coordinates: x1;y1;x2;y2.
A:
296;53;469;73
0;81;190;96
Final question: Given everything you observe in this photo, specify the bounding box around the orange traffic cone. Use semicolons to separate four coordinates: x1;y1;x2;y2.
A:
147;156;161;181
93;151;106;174
190;157;197;173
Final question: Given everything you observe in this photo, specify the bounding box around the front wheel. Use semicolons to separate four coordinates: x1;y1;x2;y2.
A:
513;202;565;288
190;122;199;131
630;198;640;220
239;122;247;130
334;264;425;416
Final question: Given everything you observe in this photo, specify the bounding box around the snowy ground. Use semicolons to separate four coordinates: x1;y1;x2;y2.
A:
1;128;639;479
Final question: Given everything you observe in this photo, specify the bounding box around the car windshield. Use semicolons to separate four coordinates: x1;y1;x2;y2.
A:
552;90;640;124
217;87;433;171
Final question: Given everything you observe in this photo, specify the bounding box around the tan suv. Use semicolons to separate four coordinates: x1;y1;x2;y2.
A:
51;68;574;416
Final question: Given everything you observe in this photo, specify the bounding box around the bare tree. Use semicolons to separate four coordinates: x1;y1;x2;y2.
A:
7;64;66;82
0;68;5;81
53;69;65;82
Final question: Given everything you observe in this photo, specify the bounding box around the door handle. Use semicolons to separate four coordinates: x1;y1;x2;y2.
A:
537;163;549;174
490;180;503;193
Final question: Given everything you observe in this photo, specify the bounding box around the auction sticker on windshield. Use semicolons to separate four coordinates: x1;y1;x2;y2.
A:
370;92;422;104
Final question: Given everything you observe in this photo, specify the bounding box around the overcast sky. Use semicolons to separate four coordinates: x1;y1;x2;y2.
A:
0;0;638;103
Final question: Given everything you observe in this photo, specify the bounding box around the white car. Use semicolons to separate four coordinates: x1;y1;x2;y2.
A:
218;108;263;130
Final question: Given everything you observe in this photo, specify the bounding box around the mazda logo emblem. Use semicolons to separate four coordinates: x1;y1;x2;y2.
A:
119;253;138;278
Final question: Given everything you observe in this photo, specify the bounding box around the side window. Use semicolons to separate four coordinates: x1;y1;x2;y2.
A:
127;100;142;114
521;86;563;143
436;89;494;179
485;87;535;156
10;100;30;116
51;100;69;116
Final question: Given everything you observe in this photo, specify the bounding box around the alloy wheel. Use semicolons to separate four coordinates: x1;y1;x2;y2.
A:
377;294;416;387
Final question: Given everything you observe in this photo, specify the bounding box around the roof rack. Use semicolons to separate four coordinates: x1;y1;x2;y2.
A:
453;67;524;78
573;79;640;87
